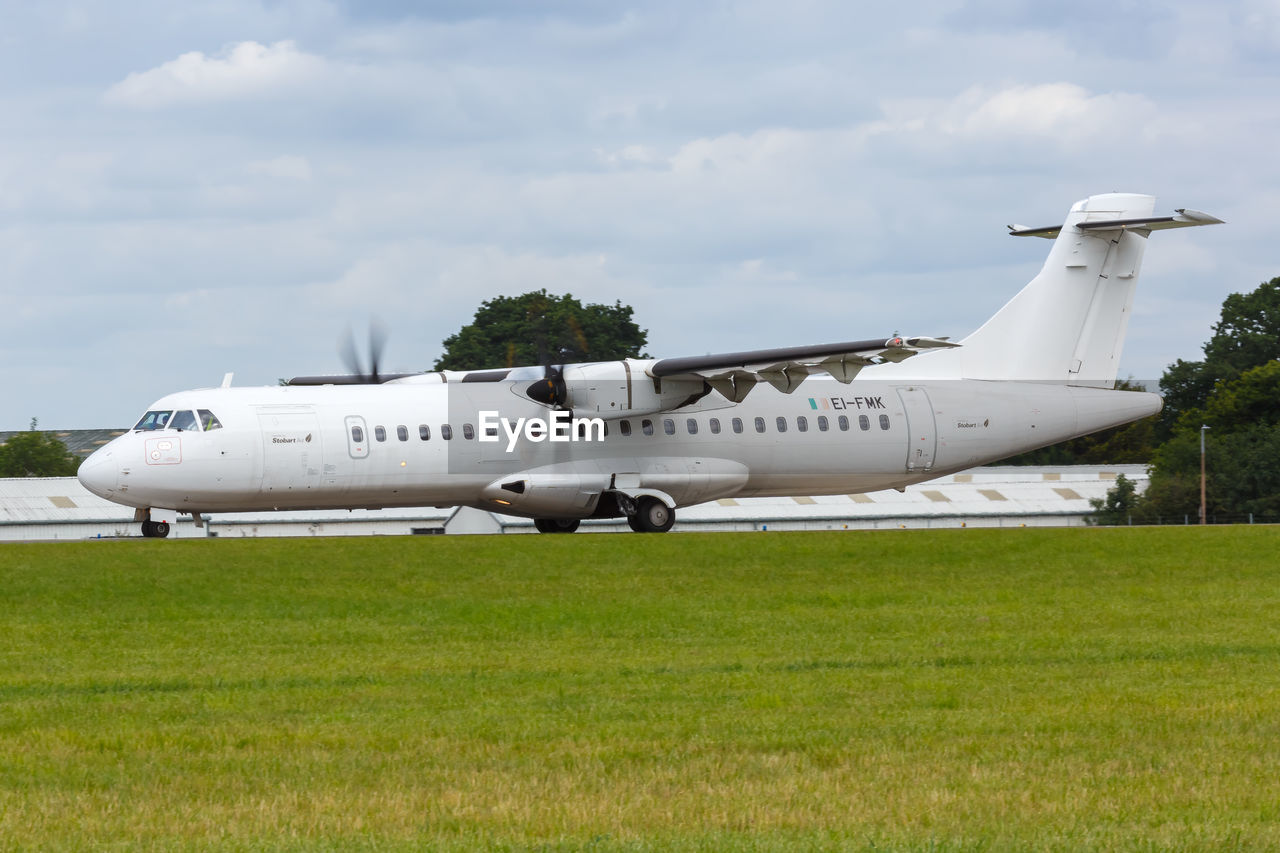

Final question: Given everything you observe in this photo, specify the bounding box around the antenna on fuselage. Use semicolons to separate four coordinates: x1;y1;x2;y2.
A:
221;373;234;388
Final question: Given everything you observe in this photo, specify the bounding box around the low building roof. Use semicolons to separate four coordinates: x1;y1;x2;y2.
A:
0;465;1145;531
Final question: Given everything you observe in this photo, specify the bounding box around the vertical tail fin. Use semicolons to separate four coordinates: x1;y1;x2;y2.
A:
956;193;1221;387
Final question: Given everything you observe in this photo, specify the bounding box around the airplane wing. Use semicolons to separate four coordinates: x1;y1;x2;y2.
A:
649;336;958;402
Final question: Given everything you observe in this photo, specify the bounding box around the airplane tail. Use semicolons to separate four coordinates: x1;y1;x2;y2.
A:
949;193;1221;387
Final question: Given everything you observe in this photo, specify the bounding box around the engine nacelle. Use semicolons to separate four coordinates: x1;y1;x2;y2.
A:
480;470;612;518
557;360;706;419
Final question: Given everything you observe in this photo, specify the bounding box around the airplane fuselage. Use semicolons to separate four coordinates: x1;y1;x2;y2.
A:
78;372;1160;520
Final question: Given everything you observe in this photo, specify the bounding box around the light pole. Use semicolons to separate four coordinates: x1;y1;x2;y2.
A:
1200;424;1210;525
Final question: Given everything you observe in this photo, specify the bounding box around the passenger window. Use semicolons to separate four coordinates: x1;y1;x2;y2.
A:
375;426;387;442
133;410;173;431
463;423;475;440
642;419;654;436
754;417;766;433
620;420;632;437
838;415;850;431
732;417;744;434
859;415;870;431
441;424;453;440
776;416;787;433
419;425;431;440
817;415;829;432
484;423;498;439
198;409;223;431
797;416;808;433
351;425;365;443
170;410;198;432
880;414;891;430
397;425;408;442
663;418;675;436
686;418;698;435
709;418;721;435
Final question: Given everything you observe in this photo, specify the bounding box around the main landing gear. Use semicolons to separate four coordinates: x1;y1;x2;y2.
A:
533;518;580;534
627;496;675;533
532;496;676;534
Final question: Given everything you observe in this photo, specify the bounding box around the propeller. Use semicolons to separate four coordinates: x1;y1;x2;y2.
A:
288;320;421;386
340;320;388;384
526;328;571;409
526;362;569;408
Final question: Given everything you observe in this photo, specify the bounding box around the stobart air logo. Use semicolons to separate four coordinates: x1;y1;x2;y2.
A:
479;411;606;452
808;395;886;411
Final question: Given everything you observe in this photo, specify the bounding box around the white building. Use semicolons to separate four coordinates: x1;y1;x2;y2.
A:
0;465;1145;541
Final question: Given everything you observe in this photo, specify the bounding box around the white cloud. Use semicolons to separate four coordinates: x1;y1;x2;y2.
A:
103;40;326;108
247;155;313;181
597;144;661;168
876;83;1158;146
667;128;815;174
0;2;1269;427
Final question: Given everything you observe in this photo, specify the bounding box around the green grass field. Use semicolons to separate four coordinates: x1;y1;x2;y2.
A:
2;527;1277;851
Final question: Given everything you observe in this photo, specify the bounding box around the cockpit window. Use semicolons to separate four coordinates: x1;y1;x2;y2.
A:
134;410;173;431
170;410;198;432
198;409;223;431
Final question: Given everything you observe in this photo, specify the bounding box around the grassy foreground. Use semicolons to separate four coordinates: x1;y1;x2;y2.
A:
1;528;1277;851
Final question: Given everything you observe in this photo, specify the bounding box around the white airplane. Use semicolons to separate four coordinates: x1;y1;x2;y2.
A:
79;193;1220;537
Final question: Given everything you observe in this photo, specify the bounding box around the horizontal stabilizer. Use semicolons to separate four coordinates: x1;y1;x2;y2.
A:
1009;208;1223;239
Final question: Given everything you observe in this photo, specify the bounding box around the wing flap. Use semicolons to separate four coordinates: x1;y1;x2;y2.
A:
652;336;958;400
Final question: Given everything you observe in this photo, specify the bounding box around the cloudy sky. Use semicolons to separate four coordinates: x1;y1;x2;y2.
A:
2;0;1275;429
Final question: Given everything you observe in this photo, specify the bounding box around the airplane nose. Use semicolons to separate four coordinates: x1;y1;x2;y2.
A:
77;447;119;499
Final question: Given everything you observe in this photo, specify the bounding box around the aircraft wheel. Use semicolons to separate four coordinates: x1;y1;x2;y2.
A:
534;518;580;534
629;496;674;533
141;519;171;538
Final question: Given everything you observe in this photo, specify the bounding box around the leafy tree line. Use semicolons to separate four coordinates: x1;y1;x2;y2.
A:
0;419;81;477
1093;277;1280;523
433;290;648;370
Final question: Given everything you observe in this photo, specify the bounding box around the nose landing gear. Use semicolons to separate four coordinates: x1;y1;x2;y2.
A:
141;519;171;538
139;510;172;538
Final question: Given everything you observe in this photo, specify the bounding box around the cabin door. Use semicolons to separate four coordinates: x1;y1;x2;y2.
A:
897;387;937;472
259;410;323;494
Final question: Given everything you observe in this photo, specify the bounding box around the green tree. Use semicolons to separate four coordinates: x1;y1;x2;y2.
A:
1142;361;1280;522
1159;276;1280;437
434;290;648;371
1088;473;1138;526
0;419;81;477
